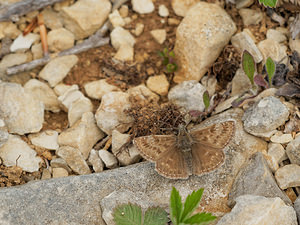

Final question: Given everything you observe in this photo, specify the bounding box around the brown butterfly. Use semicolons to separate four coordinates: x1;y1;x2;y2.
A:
133;121;235;179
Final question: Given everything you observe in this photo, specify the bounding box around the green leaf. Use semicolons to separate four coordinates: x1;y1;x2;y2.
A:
242;50;255;85
180;188;204;222
163;48;168;56
258;0;277;8
170;187;183;225
144;207;168;225
183;212;216;225
158;51;165;58
113;204;142;225
169;50;175;58
202;91;210;110
166;63;177;73
265;57;276;87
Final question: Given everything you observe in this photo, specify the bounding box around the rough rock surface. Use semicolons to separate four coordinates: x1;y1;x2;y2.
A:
173;2;236;83
217;195;297;225
0;82;44;135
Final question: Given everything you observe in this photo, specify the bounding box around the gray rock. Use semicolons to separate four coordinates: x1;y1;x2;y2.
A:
0;108;268;224
132;0;154;14
98;149;118;169
84;79;121;100
218;195;297;225
100;189;157;225
87;149;104;173
58;112;104;160
168;80;206;112
0;135;42;172
61;0;111;40
294;196;300;224
228;152;291;207
50;157;72;173
286;136;300;165
242;96;289;137
56;146;91;175
231;68;252;96
110;26;135;51
231;30;263;63
171;0;199;17
258;39;287;64
173;2;236;83
47;28;75;52
10;33;39;52
39;55;78;87
29;130;59;150
95;91;134;135
238;8;263;26
268;143;287;164
0;119;8;148
0;82;44;135
266;29;287;43
24;79;60;113
275;164;300;190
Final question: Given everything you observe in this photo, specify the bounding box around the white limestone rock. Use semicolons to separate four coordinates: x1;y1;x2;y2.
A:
58;112;104;160
10;33;39;52
61;0;111;40
0;135;42;172
95;92;134;135
84;79;121;100
39;55;78;87
29;130;59;150
173;2;236;83
47;28;75;52
132;0;154;14
24;79;60;113
0;82;44;135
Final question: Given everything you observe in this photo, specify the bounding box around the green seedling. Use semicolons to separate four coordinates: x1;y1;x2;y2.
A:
113;187;216;225
265;57;276;87
258;0;277;8
170;187;216;225
113;204;168;225
242;50;256;86
158;48;178;73
203;91;210;110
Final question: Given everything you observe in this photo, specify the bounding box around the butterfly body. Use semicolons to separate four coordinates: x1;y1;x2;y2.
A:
134;121;235;179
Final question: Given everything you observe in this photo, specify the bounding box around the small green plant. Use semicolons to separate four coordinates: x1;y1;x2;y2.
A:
113;204;168;225
170;187;216;225
265;57;276;88
158;48;178;73
113;187;216;225
242;50;255;86
202;91;210;111
258;0;277;8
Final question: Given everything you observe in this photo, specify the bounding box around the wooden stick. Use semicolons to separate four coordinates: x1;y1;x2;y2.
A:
0;0;65;22
6;36;109;75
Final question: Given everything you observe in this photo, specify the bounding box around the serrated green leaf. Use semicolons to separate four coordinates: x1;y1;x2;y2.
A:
113;204;142;225
202;91;210;110
183;212;216;225
180;188;204;222
170;187;183;225
259;0;277;8
144;207;168;225
265;57;276;87
242;50;255;85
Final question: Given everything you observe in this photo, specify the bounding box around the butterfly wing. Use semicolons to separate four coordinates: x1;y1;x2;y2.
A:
133;135;177;161
189;121;235;148
134;135;189;179
191;143;225;174
189;121;235;175
155;147;189;179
